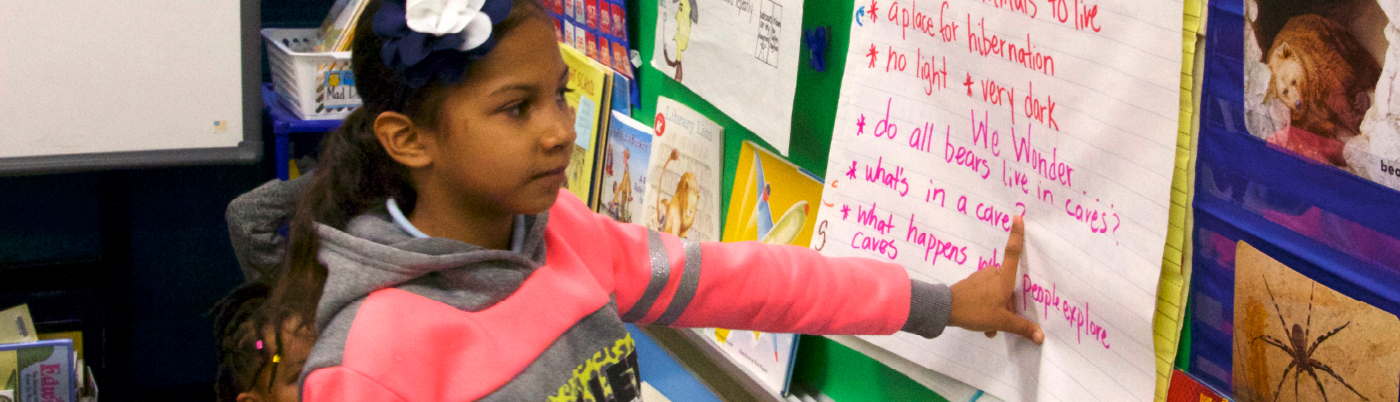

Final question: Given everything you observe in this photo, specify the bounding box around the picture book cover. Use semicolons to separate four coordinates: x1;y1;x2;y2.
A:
599;111;652;223
313;0;356;52
315;0;369;52
0;339;75;402
721;141;822;246
641;97;722;242
697;140;823;396
559;44;613;204
610;72;631;114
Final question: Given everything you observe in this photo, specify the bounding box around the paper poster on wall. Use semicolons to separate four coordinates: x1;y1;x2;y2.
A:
650;0;802;154
1241;0;1400;190
809;1;1182;401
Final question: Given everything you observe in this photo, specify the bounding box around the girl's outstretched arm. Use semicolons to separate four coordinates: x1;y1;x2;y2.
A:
558;190;1041;342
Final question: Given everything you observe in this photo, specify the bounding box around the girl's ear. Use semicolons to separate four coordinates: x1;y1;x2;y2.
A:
374;111;434;168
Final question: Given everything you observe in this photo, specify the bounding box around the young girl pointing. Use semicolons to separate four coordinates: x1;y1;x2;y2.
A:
238;0;1044;399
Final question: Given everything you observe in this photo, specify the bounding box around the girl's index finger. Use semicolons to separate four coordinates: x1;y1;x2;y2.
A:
1000;215;1025;278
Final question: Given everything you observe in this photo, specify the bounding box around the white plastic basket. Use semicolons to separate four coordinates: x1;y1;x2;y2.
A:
262;28;361;120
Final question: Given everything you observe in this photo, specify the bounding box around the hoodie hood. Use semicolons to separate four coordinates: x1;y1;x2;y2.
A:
312;208;550;332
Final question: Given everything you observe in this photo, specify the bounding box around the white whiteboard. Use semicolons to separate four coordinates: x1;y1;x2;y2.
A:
0;0;260;174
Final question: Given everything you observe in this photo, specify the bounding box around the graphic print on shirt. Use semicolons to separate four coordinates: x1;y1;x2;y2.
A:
549;334;641;402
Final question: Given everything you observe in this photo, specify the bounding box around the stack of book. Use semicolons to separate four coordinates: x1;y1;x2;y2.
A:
0;304;95;402
313;0;373;53
559;43;648;211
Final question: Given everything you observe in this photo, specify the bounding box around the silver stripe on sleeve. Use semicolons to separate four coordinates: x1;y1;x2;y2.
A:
653;238;703;326
620;230;672;322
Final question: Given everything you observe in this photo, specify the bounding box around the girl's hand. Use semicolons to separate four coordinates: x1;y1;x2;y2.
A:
947;216;1045;344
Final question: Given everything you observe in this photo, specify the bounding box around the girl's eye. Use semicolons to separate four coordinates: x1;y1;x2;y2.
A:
504;101;529;118
556;87;573;103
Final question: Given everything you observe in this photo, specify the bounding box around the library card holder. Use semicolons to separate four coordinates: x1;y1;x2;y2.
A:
262;28;361;120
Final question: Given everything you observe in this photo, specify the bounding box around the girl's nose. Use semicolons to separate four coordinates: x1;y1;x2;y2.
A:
542;106;577;151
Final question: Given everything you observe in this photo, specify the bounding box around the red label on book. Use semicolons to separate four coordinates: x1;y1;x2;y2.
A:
1167;370;1225;402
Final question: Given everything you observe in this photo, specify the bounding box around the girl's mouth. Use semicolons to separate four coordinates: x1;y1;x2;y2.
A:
535;166;568;180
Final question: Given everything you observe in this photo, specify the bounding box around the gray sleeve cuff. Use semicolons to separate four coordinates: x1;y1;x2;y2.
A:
901;280;952;338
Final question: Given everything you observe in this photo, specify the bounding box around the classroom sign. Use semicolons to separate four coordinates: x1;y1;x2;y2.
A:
650;0;803;154
810;1;1183;401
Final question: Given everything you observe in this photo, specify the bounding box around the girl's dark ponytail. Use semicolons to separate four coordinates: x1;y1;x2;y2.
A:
267;0;546;331
270;106;415;323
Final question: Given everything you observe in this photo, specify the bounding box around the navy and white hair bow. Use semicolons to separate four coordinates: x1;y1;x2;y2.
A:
373;0;514;88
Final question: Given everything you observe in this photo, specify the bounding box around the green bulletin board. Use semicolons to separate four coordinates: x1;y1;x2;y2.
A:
629;0;949;399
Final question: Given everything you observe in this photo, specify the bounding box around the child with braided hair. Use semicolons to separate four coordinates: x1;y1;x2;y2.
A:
209;281;314;402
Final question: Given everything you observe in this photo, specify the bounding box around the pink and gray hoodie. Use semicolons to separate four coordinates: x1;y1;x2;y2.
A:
226;179;951;401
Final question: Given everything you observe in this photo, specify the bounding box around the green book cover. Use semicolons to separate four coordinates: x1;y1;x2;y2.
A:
0;340;74;402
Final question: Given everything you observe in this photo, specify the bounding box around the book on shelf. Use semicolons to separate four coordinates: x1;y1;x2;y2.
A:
35;332;81;362
0;305;95;402
314;0;370;53
640;97;723;242
696;141;823;397
598;111;653;224
0;339;76;402
559;43;616;208
0;306;36;345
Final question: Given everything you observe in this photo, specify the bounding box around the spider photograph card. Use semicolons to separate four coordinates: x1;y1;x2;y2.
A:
1232;241;1400;402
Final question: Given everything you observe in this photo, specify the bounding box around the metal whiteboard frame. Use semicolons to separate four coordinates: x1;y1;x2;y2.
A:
0;0;263;177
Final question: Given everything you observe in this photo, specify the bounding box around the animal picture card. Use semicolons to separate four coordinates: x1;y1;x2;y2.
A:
600;111;653;224
1241;0;1400;190
1232;241;1400;402
650;0;803;154
641;97;722;242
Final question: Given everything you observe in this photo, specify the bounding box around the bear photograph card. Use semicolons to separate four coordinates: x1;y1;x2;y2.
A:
1232;241;1400;402
1242;0;1400;190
